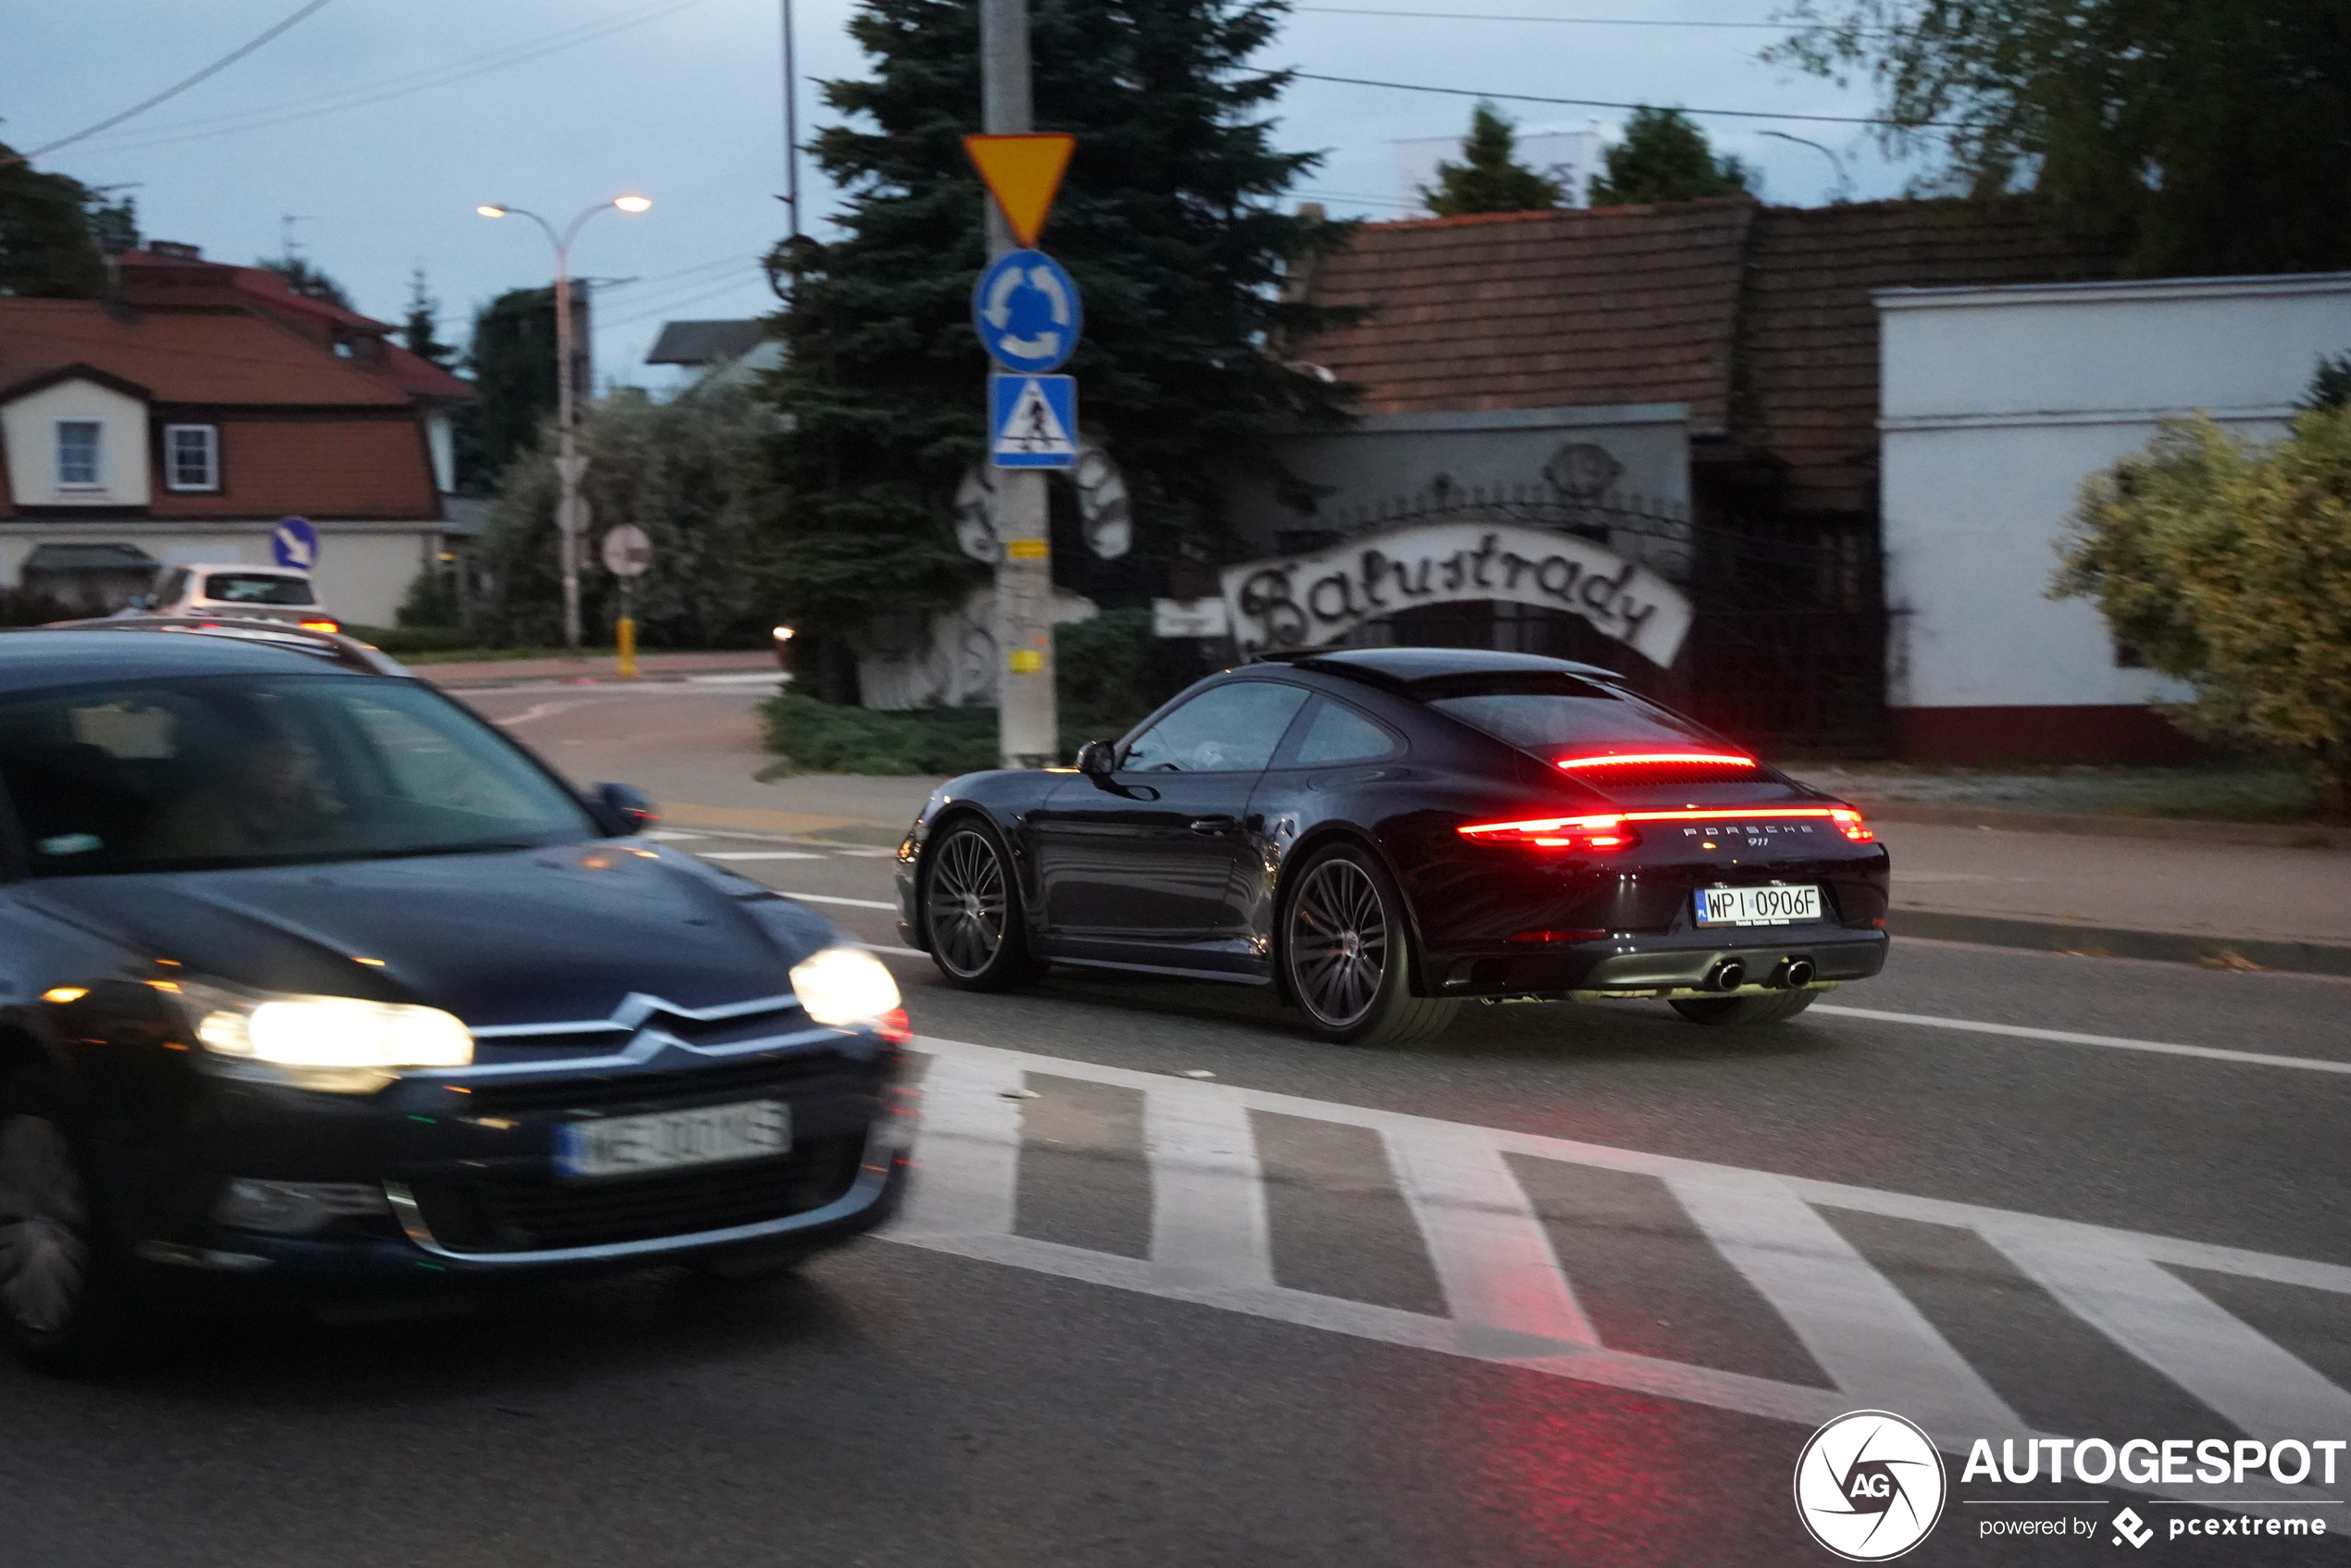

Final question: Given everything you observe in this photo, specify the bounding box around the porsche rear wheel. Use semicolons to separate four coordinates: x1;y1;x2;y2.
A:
1669;989;1820;1027
920;820;1042;990
1282;846;1458;1048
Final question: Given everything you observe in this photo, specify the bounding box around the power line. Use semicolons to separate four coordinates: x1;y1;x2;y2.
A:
68;0;715;158
26;0;341;157
1293;7;1799;29
602;274;768;331
1287;71;1947;127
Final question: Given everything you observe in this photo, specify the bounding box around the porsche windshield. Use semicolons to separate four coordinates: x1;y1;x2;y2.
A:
0;674;597;875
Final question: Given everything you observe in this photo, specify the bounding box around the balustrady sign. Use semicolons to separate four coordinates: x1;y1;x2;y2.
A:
1220;521;1692;666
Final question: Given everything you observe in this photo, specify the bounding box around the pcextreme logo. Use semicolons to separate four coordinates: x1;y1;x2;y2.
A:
1795;1410;1949;1562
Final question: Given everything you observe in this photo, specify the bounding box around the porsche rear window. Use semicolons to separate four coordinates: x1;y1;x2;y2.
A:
1416;674;1740;758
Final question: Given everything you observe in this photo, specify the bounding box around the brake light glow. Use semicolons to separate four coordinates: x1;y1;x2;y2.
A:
1457;814;1637;851
298;618;340;634
1555;751;1755;770
1829;808;1873;842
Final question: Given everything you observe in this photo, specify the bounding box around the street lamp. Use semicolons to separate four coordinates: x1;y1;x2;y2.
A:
1759;131;1849;204
476;193;653;652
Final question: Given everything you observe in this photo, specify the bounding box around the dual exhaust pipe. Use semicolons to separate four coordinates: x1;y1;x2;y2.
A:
1707;956;1816;992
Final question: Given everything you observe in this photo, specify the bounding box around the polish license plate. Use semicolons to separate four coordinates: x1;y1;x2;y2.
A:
555;1101;791;1179
1694;884;1822;927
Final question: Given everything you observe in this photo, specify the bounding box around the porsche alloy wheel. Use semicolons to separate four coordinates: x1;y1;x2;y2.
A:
1282;846;1458;1048
921;822;1041;990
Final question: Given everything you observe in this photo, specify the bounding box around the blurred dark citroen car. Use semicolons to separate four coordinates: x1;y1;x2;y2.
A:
0;623;909;1374
895;648;1889;1047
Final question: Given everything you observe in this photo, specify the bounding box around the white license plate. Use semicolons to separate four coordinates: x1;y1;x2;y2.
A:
555;1101;791;1179
1694;884;1822;927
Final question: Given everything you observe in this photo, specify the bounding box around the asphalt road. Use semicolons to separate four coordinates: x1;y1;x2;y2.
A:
5;681;2346;1567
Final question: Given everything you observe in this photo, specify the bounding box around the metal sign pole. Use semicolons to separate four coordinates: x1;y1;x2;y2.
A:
980;0;1056;769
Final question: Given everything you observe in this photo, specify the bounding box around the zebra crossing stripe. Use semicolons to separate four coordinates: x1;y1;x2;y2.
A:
1984;1229;2351;1444
1664;1169;2022;1440
890;1035;2351;1512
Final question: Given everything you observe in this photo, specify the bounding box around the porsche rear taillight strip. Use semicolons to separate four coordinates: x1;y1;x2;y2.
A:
1555;752;1756;770
1458;804;1874;847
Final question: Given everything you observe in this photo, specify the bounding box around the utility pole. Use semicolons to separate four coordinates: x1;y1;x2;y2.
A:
980;0;1057;768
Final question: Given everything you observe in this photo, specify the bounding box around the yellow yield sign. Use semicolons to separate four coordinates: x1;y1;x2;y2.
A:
964;132;1075;248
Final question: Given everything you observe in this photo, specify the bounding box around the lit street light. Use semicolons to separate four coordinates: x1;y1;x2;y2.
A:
476;194;653;651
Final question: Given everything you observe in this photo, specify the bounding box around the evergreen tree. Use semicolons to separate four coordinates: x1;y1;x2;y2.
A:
465;287;559;483
765;0;1359;669
1588;106;1755;206
401;265;458;367
0;143;106;297
255;254;356;310
1420;104;1562;217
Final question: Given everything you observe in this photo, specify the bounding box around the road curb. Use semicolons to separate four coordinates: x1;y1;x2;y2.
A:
1845;800;2348;851
1890;908;2351;977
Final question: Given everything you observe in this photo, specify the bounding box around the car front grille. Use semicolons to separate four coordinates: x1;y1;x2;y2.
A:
456;1053;851;1117
407;1134;866;1254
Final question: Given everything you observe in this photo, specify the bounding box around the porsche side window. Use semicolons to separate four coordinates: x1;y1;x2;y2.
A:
1123;682;1309;772
1292;699;1398;765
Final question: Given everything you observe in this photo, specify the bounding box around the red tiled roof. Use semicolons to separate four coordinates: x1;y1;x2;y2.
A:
1300;199;1758;428
1300;197;2119;516
0;298;410;406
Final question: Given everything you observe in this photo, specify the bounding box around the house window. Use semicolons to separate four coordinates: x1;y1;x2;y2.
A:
164;424;219;491
56;420;102;489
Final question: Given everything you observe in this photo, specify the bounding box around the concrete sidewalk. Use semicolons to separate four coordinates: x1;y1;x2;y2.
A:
418;650;779;689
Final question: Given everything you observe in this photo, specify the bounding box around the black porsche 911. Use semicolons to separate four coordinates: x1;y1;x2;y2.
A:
0;621;909;1374
896;648;1888;1045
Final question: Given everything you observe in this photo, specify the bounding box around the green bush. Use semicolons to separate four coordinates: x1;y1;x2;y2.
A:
342;623;482;656
760;694;1001;776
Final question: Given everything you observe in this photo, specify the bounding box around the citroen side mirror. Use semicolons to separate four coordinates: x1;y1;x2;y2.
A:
1076;740;1117;779
593;781;659;834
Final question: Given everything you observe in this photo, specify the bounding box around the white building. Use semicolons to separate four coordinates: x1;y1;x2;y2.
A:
1875;272;2351;762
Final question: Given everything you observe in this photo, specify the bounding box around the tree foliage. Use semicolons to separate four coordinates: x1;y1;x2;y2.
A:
765;0;1360;655
0;143;114;297
1421;104;1561;217
1769;1;2351;277
255;254;356;310
1587;106;1753;207
401;265;458;368
2055;409;2351;819
465;286;558;483
473;382;778;649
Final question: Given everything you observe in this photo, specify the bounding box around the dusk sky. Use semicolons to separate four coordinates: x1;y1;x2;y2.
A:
6;1;1928;392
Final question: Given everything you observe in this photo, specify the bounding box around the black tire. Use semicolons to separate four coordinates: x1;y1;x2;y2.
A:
0;1069;147;1376
1281;843;1459;1048
1669;989;1820;1027
920;818;1043;991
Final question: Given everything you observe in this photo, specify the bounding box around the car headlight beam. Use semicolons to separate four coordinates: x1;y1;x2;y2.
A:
790;945;901;1030
191;988;473;1077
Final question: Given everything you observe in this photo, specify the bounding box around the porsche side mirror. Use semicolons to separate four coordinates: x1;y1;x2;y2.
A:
1076;740;1117;778
593;781;659;834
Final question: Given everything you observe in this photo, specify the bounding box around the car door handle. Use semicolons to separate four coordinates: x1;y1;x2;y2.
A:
1189;815;1241;835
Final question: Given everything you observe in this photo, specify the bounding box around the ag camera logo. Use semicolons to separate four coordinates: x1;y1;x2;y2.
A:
1795;1410;1947;1561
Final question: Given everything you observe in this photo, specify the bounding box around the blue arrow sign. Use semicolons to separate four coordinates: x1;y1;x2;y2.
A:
990;374;1077;470
973;249;1081;374
271;516;319;570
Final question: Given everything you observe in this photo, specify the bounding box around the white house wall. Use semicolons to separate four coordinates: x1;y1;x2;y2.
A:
1876;272;2351;758
2;378;152;509
0;523;438;628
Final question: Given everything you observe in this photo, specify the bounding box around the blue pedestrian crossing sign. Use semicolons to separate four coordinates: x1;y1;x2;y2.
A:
271;516;319;570
989;374;1077;469
973;249;1081;374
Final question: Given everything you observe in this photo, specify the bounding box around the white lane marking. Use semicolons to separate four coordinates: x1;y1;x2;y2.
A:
1666;1169;2021;1439
894;1052;1022;1240
1814;1003;2351;1076
890;1033;2351;1512
1984;1230;2351;1443
778;892;898;911
489;698;593;728
683;671;789;685
701;851;826;861
1143;1085;1275;1291
642;829;705;841
1384;1119;1597;1353
828;847;899;858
